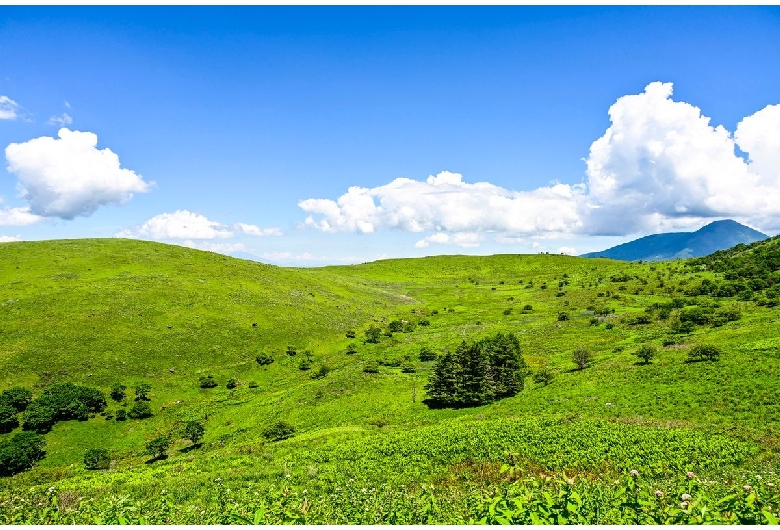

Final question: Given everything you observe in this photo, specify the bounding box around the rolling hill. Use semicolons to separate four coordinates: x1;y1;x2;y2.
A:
582;219;768;261
0;237;779;523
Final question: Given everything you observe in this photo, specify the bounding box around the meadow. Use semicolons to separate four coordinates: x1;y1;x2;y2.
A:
0;237;778;523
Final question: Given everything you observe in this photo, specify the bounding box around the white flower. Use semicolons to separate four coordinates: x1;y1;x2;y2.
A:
630;469;639;477
655;490;663;498
686;471;695;479
681;493;692;501
743;485;752;492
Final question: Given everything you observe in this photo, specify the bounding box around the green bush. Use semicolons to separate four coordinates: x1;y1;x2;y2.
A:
255;353;274;365
145;436;170;459
248;381;258;389
346;330;356;338
0;405;19;434
503;308;513;315
21;383;106;433
84;448;111;470
345;343;358;355
687;344;722;362
634;344;657;364
311;365;330;379
388;320;404;333
363;361;380;374
127;401;152;420
298;359;312;371
557;312;569;321
262;421;295;441
418;319;430;326
286;345;298;356
115;409;127;421
110;383;126;402
419;347;437;362
523;304;533;311
226;378;237;389
532;368;555;386
400;362;416;374
134;384;151;401
0;431;46;476
0;387;33;412
365;326;382;344
199;375;218;388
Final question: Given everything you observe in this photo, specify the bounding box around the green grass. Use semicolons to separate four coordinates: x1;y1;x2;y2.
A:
1;238;779;523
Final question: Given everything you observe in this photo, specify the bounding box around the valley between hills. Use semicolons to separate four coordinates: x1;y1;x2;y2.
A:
1;236;779;523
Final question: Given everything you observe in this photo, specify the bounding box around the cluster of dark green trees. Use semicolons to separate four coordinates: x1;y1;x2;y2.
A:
424;332;527;408
22;383;107;433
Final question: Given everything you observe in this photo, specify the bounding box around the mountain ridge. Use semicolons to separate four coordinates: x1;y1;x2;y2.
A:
582;219;768;261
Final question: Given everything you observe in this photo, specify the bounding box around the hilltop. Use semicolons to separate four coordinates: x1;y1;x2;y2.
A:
0;237;779;523
582;219;768;261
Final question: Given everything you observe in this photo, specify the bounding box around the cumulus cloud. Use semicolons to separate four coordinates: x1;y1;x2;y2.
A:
182;241;247;254
47;113;73;127
5;128;152;219
584;82;780;234
414;232;482;248
0;235;21;242
557;246;577;255
300;171;584;238
0;205;40;226
300;82;780;244
116;210;282;243
0;96;20;120
260;251;360;263
235;223;283;237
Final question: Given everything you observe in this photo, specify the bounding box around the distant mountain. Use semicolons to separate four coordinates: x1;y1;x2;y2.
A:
582;220;769;261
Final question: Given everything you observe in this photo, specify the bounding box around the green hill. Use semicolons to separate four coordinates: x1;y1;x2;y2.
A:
0;238;779;524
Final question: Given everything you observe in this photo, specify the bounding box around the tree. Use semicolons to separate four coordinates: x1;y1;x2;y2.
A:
226;378;237;389
84;448;111;470
634;344;657;365
199;375;218;388
400;362;416;374
21;402;56;433
183;421;205;446
345;343;358;355
255;353;274;365
388;320;403;333
145;436;170;460
572;345;593;370
115;409;127;421
127;401;152;419
110;383;126;402
0;431;46;476
0;387;33;412
310;365;330;379
363;361;379;374
419;346;437;362
0;405;19;434
365;326;382;344
135;384;151;401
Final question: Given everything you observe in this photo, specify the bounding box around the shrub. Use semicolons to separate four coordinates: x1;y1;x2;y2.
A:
431;310;439;315
418;319;430;326
262;421;295;441
388;320;404;333
183;421;205;445
199;375;218;388
419;347;437;362
367;417;390;428
248;381;258;389
226;378;237;389
345;330;356;338
556;291;565;297
557;312;570;321
589;317;600;326
255;353;274;366
135;384;151;401
114;409;127;421
503;308;513;315
110;383;126;402
286;345;298;356
127;401;152;420
0;405;19;434
403;321;417;333
634;344;657;364
0;431;46;476
145;436;170;459
400;362;416;374
688;344;722;362
365;326;382;344
310;365;330;379
298;359;312;371
532;368;555;386
21;383;107;433
345;343;358;355
523;304;533;311
363;361;380;374
572;345;593;370
84;448;111;470
0;387;33;412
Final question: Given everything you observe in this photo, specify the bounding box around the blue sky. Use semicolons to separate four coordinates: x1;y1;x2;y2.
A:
2;6;780;265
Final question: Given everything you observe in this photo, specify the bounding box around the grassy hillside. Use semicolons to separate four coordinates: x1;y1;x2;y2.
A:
1;238;779;523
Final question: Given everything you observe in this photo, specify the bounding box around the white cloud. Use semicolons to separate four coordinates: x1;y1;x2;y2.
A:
182;241;247;254
299;82;780;244
584;82;780;234
5;128;152;219
300;171;584;236
47;113;73;127
0;206;40;226
0;96;20;120
116;210;234;240
0;235;21;242
260;251;360;263
557;246;577;255
235;223;282;237
414;231;482;248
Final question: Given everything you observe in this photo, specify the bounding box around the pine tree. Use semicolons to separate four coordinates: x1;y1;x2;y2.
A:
424;350;459;406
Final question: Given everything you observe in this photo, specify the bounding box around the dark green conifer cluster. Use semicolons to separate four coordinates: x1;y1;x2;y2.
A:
424;332;527;407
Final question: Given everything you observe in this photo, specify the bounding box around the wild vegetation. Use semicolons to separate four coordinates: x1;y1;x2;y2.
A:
0;237;779;523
